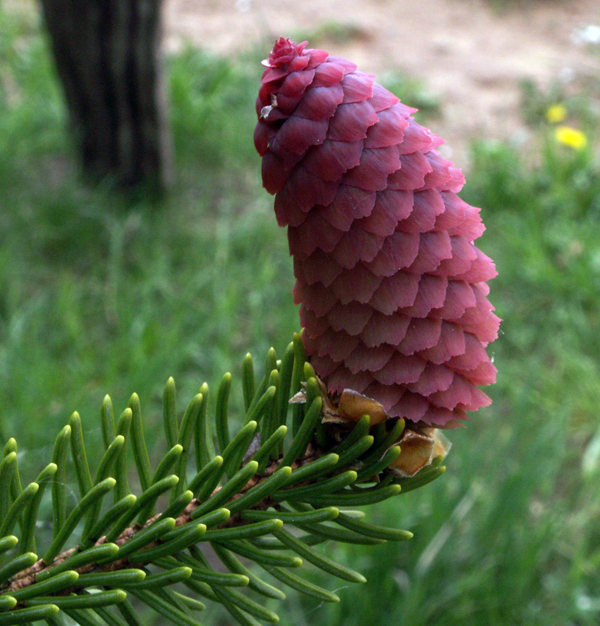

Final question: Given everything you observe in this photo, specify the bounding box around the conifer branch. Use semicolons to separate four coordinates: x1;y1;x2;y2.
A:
0;336;447;626
5;447;319;592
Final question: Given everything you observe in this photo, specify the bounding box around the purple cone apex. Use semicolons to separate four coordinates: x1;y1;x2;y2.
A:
255;38;500;428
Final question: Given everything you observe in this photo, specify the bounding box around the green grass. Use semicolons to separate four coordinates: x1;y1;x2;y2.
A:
2;5;600;626
0;8;297;460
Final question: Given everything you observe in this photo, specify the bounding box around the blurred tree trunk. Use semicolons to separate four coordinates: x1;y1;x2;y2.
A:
39;0;174;192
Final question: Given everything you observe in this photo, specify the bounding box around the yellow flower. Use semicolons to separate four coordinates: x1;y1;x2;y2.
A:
554;126;588;150
546;104;567;124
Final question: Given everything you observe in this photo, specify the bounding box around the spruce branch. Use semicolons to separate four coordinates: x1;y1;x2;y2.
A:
0;337;447;626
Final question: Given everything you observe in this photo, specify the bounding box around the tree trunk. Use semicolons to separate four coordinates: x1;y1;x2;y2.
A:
39;0;174;192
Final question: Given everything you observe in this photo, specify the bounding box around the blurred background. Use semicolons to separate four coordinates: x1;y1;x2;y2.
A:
1;0;600;624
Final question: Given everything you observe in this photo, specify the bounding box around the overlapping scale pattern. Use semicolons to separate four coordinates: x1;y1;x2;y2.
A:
255;38;500;428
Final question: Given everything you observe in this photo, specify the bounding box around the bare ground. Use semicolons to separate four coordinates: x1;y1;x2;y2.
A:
164;0;600;161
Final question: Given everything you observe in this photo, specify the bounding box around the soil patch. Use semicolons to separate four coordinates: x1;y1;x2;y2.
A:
164;0;600;160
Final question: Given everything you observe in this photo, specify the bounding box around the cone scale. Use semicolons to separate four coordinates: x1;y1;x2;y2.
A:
255;38;500;428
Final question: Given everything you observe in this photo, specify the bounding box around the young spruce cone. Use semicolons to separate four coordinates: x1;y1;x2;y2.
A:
255;38;500;429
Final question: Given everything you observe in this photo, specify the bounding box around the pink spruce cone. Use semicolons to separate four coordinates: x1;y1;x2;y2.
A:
254;38;500;428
